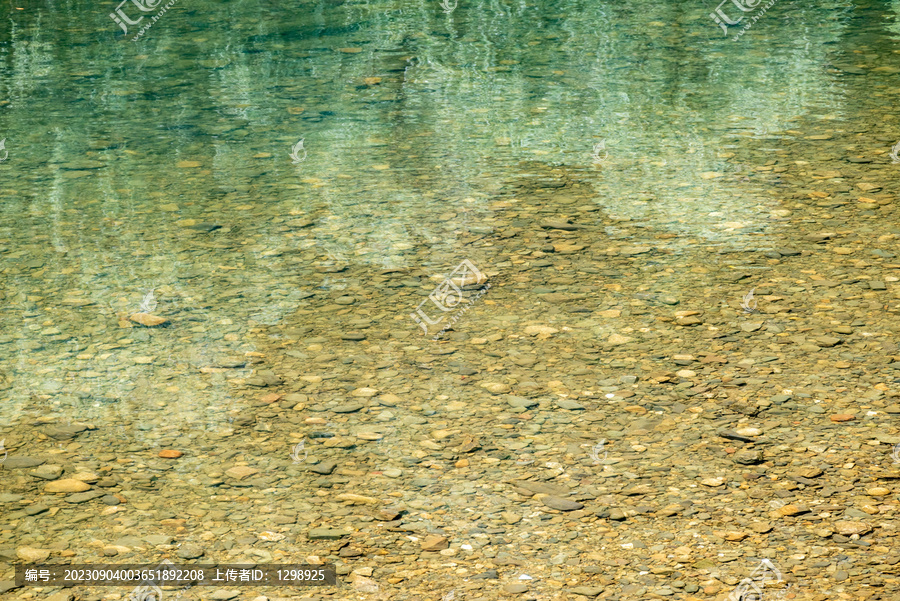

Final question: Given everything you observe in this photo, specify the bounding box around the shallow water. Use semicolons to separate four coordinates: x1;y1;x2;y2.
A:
2;0;900;596
1;0;881;420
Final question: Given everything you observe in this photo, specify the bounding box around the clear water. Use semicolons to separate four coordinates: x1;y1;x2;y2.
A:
0;0;897;484
0;0;898;423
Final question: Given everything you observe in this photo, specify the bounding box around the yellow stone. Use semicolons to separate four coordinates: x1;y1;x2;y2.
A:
335;493;379;505
480;382;510;394
351;387;378;397
45;479;91;493
524;325;559;336
128;313;168;327
176;160;201;168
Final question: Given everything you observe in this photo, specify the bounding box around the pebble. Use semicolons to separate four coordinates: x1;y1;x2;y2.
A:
158;449;183;458
17;547;51;562
540;495;584;511
421;535;449;551
523;325;559;336
554;399;584;410
3;457;44;469
732;450;763;465
28;464;63;480
176;544;204;559
308;528;350;540
569;586;604;597
224;466;258;480
44;479;90;493
128;312;168;326
66;491;105;503
310;461;337;475
830;414;855;422
834;521;872;536
700;477;725;487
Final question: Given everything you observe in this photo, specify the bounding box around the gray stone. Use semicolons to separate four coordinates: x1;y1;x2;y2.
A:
733;450;764;465
177;544;204;559
332;403;363;413
0;581;21;594
541;496;584;511
554;399;585;410
65;491;105;503
28;464;63;480
609;508;628;521
570;586;604;596
145;535;173;545
513;480;570;497
507;396;538;409
3;457;44;469
44;424;87;440
472;569;499;579
113;536;144;548
308;528;350;540
815;336;842;347
309;461;337;475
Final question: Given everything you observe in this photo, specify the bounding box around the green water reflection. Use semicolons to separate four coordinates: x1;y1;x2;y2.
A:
0;0;895;428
